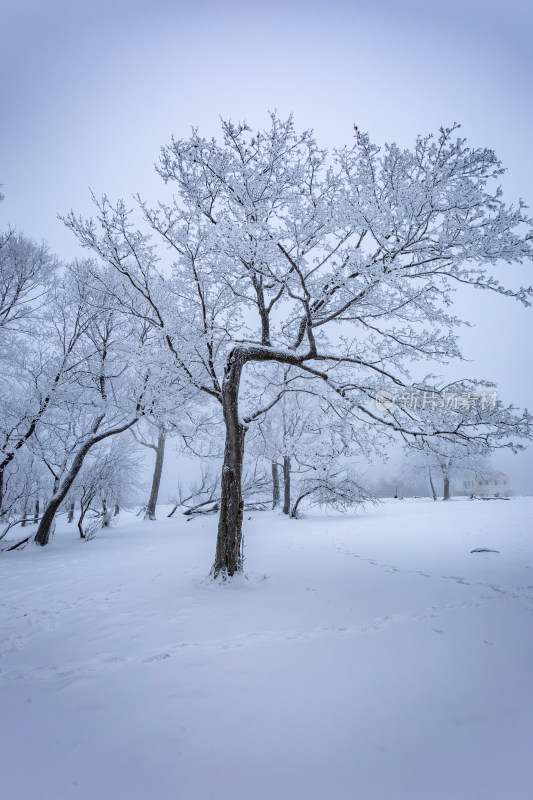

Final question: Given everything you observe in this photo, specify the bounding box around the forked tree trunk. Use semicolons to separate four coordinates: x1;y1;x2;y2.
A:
428;467;437;501
211;344;305;577
145;429;166;520
271;461;280;509
443;476;450;501
282;455;291;515
212;356;246;578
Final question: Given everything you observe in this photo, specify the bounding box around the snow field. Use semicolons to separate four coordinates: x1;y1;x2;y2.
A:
1;497;532;799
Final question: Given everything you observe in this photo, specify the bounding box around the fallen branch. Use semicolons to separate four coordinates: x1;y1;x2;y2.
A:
469;495;510;501
4;535;32;551
0;515;46;543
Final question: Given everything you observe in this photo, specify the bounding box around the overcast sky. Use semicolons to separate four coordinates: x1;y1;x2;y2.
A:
1;0;532;490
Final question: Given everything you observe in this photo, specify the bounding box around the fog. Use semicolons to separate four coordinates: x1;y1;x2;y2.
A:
2;0;532;494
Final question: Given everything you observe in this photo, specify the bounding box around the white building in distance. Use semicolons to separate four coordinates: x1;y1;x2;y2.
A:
462;472;512;497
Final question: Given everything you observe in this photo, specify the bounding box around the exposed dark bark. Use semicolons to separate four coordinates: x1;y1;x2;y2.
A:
210;344;317;577
271;461;280;509
21;503;28;528
185;503;219;516
282;455;291;515
428;467;437;501
114;504;120;516
145;429;166;520
67;500;75;522
290;488;316;518
443;475;450;501
6;535;31;551
35;500;60;546
101;498;111;527
183;500;219;516
77;508;87;538
33;498;39;524
211;354;246;578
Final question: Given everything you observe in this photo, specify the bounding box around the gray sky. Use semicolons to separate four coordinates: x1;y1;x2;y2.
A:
1;0;532;491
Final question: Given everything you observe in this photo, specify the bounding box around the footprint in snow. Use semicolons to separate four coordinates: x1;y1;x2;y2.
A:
143;653;171;662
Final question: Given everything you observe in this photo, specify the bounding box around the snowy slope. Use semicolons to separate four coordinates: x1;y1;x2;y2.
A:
1;498;532;800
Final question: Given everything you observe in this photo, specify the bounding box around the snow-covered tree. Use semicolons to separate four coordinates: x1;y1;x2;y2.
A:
405;437;492;500
252;368;374;516
0;262;94;516
0;223;57;334
32;264;155;546
65;115;533;577
70;435;143;537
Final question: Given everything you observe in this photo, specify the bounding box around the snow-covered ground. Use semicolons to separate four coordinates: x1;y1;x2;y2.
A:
1;497;532;800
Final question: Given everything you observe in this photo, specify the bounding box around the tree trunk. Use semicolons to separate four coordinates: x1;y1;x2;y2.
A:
101;498;111;527
145;429;166;520
21;502;28;528
36;438;101;545
33;498;39;524
210;343;307;577
428;467;437;501
212;356;246;578
35;500;60;546
114;504;120;516
271;461;280;509
282;455;291;515
443;476;450;501
78;505;87;538
67;500;75;522
35;418;139;546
